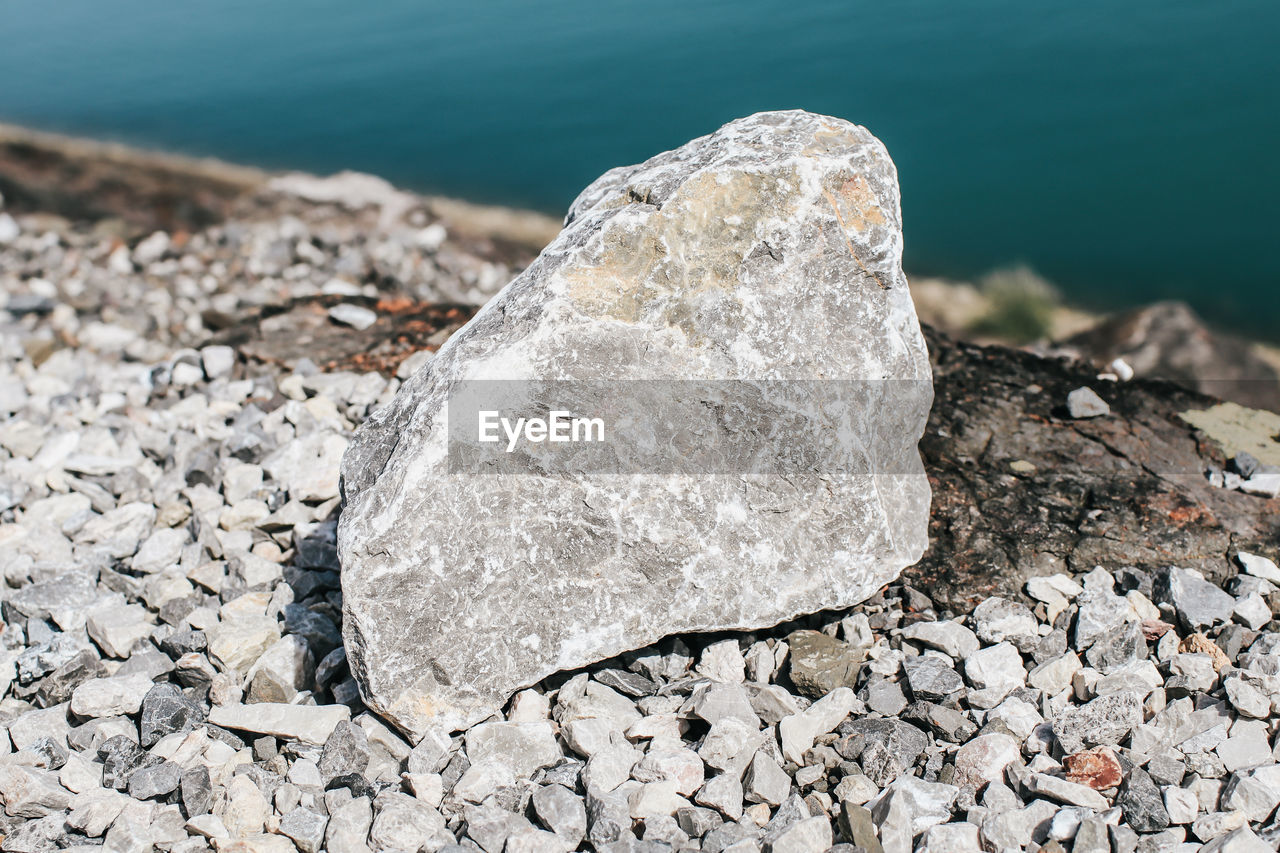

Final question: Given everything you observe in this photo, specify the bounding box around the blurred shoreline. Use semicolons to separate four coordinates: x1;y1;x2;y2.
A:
0;122;562;256
2;121;1278;410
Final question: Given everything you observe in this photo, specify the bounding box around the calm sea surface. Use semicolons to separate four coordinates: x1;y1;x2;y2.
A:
2;1;1277;336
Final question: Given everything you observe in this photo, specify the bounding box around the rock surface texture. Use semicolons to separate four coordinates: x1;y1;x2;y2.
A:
338;111;933;738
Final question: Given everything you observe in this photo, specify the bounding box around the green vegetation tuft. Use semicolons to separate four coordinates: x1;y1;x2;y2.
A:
968;265;1061;344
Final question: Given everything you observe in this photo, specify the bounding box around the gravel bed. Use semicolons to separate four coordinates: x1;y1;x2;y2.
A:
2;201;1280;853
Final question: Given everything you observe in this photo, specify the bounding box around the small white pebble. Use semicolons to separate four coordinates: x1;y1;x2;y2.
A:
328;303;378;331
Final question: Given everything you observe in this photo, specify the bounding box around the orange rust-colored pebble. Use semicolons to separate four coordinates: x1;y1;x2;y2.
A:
1064;746;1124;790
1179;632;1231;672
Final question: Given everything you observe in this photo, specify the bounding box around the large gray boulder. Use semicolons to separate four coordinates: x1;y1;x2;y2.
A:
338;110;932;740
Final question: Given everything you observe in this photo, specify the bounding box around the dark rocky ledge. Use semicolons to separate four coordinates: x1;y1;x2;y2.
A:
910;325;1279;612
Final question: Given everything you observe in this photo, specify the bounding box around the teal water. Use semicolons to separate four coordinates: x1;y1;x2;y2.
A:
2;1;1277;337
